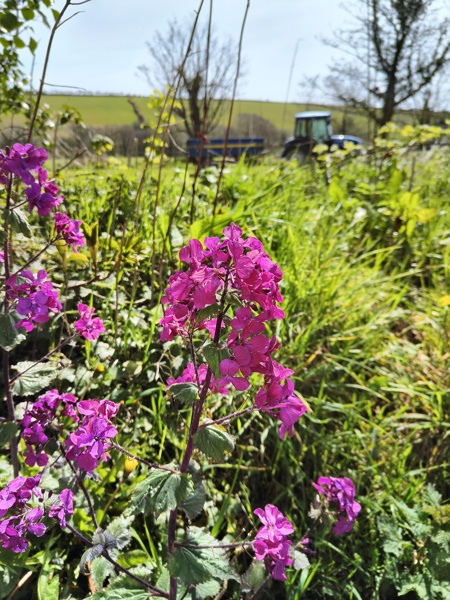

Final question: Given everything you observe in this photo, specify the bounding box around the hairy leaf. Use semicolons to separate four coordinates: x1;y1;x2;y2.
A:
0;422;18;448
129;467;192;518
182;461;206;520
0;314;25;351
169;527;237;586
91;556;115;591
168;382;198;405
194;424;235;460
11;361;60;397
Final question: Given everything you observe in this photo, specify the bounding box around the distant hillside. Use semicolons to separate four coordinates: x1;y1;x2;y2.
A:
32;95;373;139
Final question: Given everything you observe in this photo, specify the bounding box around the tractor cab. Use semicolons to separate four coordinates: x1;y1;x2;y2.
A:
282;110;362;162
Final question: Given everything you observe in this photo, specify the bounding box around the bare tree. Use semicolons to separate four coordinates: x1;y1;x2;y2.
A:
325;0;450;126
138;19;239;138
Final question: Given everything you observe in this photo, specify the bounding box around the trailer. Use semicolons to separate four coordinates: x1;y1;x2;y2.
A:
187;137;265;164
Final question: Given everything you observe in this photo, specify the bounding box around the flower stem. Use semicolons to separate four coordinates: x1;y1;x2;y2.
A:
2;175;19;477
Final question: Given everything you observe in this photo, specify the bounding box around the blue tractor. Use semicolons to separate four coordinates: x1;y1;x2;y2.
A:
281;111;362;163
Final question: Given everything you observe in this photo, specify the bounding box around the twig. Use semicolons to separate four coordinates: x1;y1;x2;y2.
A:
27;0;74;141
212;0;250;215
247;575;271;600
110;443;179;473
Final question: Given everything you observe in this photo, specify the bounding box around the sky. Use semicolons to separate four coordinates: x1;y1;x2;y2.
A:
21;0;354;102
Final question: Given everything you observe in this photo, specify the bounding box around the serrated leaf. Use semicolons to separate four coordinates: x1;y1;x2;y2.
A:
0;422;18;448
0;314;25;351
423;484;442;508
129;467;192;518
3;208;32;238
90;556;115;591
194;424;235;460
106;515;134;550
10;362;56;397
11;361;60;396
169;527;237;586
92;528;117;550
192;579;222;599
168;383;198;405
182;461;206;520
91;585;150;600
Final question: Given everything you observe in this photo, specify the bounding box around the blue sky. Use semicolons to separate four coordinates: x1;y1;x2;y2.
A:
22;0;353;102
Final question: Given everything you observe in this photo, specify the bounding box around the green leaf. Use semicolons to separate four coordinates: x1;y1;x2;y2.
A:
51;8;60;21
0;314;25;351
242;561;267;593
79;544;104;574
192;579;222;599
168;382;198;405
116;549;149;569
21;8;35;20
91;556;115;591
169;527;237;586
106;515;134;550
203;342;230;378
0;12;20;32
2;208;32;238
37;568;59;600
29;37;37;54
13;35;25;49
91;584;150;600
0;422;18;448
195;303;220;323
11;361;60;397
182;461;206;520
129;467;192;518
194;424;235;460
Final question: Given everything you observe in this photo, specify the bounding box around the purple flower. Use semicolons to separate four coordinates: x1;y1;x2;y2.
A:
0;144;47;185
74;303;106;340
48;489;74;527
312;476;361;535
65;417;117;472
53;212;85;252
6;270;62;332
254;504;294;543
253;504;294;581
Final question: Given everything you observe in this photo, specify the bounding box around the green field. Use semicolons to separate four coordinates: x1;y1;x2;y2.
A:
34;94;374;137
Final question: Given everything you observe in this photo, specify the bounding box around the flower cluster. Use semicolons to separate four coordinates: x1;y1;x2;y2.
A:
75;303;106;340
0;144;63;216
312;476;361;535
0;476;74;553
19;389;78;467
53;212;85;252
64;399;119;472
161;223;306;438
6;269;62;332
253;504;294;581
